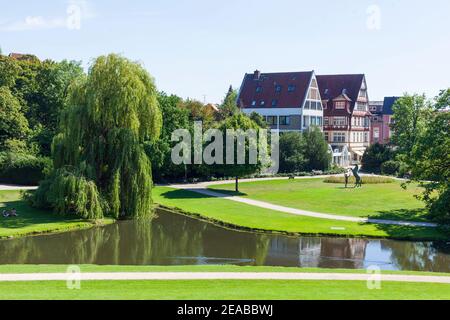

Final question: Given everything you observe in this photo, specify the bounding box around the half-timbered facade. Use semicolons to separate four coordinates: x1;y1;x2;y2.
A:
317;74;371;166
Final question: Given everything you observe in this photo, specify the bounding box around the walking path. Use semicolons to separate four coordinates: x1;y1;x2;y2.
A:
167;176;438;228
1;272;449;283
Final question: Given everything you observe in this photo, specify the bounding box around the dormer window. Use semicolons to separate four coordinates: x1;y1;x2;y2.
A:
288;84;296;92
256;86;262;93
260;100;265;106
275;85;282;92
335;101;346;109
271;99;278;107
251;100;256;106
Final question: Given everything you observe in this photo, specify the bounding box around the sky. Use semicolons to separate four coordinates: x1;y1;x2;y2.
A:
0;0;449;104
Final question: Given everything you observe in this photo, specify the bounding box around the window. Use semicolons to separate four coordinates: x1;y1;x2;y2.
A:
373;128;380;142
279;116;290;126
357;102;367;111
288;84;296;92
260;100;265;106
310;116;317;126
335;101;346;109
304;101;310;109
324;132;329;141
303;115;309;128
256;86;262;93
364;132;369;143
324;117;329;126
318;116;323;126
275;85;282;92
251;100;256;106
333;132;346;143
266;116;277;125
271;99;278;107
333;116;346;126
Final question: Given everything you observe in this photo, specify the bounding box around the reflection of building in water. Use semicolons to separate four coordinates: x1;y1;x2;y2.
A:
264;237;368;268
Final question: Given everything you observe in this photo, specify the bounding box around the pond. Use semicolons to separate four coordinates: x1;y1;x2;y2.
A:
0;208;449;272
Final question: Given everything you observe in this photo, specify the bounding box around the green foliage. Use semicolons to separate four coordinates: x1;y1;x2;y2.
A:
33;54;162;219
301;126;331;171
0;87;30;148
394;89;450;222
279;132;306;173
362;143;394;173
0;152;52;185
248;112;268;129
215;113;263;190
324;175;395;184
218;85;239;120
391;94;433;158
381;160;401;176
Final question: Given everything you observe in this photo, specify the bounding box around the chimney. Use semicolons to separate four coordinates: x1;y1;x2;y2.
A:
254;70;261;80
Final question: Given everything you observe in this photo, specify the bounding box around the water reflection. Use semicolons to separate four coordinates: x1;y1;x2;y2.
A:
0;209;449;272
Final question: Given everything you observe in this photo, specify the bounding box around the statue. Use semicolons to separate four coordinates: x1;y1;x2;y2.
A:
352;164;362;188
344;168;352;188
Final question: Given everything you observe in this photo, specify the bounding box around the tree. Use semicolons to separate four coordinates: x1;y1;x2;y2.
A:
279;132;306;173
361;143;394;173
215;113;263;192
248;112;267;128
32;54;162;220
0;87;30;150
391;94;433;158
145;92;190;181
218;85;239;119
406;89;450;222
302;126;331;171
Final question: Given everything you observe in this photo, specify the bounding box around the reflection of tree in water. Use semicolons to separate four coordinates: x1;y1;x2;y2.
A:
0;209;271;265
380;240;450;273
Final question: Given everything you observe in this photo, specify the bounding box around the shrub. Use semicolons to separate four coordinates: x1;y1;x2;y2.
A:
381;160;401;176
361;143;394;173
0;152;52;185
323;175;395;184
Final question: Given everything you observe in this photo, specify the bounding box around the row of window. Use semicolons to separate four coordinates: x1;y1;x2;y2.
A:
256;84;296;94
324;132;369;143
262;115;323;128
250;99;323;109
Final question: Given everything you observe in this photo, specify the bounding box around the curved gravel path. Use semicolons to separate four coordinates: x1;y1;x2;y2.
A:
1;272;449;283
167;177;438;228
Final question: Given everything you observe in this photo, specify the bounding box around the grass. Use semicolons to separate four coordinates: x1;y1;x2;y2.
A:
323;176;395;184
2;280;449;300
0;190;114;239
0;265;449;300
153;187;449;240
1;264;450;276
208;178;430;222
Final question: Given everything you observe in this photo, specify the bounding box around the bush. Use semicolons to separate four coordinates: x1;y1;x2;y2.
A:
381;160;401;176
323;175;395;184
361;143;394;173
428;188;450;223
0;152;52;185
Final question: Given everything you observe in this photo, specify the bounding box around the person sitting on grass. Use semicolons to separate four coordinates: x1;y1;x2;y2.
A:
2;210;10;218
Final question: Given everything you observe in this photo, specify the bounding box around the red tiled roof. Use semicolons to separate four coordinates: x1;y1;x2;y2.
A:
316;74;365;111
237;71;313;108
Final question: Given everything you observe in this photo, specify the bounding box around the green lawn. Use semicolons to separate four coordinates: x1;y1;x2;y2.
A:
2;279;449;300
0;265;449;300
209;178;428;221
153;187;449;240
0;190;113;239
1;264;449;276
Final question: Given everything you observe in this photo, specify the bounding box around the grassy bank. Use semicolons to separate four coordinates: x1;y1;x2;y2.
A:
153;187;449;240
0;190;114;239
0;265;449;300
209;178;428;221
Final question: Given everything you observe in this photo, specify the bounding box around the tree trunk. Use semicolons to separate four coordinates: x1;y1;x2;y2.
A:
235;176;239;193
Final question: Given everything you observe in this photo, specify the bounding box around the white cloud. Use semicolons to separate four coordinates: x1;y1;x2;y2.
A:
0;0;94;32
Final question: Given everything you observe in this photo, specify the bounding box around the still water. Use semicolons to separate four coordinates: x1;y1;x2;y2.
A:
0;209;449;272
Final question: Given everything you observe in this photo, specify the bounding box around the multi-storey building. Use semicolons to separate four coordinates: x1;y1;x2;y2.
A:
369;97;399;144
317;74;371;166
236;70;324;132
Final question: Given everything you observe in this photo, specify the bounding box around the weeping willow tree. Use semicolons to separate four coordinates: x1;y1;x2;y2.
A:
32;54;162;219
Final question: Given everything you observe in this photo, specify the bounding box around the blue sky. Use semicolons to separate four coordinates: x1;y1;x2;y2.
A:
1;0;449;103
